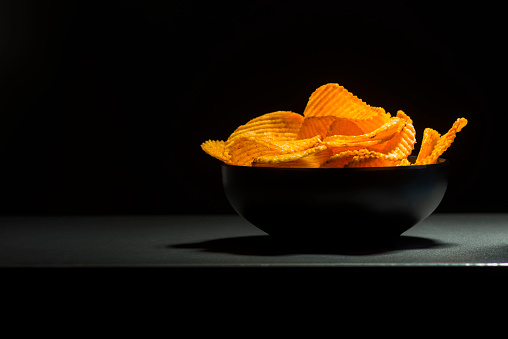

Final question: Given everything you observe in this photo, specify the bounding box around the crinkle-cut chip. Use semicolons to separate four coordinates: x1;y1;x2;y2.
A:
264;135;322;153
321;149;372;168
323;117;404;148
296;116;336;140
201;140;229;163
302;83;392;132
327;145;376;155
326;117;364;137
415;128;440;164
396;110;413;125
223;111;303;160
252;145;328;167
415;118;468;165
226;135;322;167
345;153;410;168
288;147;333;168
352;111;393;134
226;136;281;166
325;138;389;149
264;147;333;168
336;148;413;168
224;110;303;151
303;83;371;119
367;119;416;160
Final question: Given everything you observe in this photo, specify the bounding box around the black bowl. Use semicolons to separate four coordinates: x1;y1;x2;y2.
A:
222;156;449;244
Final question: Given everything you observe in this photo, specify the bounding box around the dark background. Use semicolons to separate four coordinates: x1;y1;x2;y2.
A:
0;0;503;215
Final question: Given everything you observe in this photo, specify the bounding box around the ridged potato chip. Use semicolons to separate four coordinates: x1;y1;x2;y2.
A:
227;135;322;167
344;149;412;168
323;117;404;148
415;128;441;164
201;140;228;162
296;116;337;140
321;149;372;168
252;145;329;168
226;136;280;166
201;83;467;168
225;110;303;145
415;118;468;165
303;83;391;133
367;112;416;160
263;135;322;153
326;117;365;137
297;115;365;140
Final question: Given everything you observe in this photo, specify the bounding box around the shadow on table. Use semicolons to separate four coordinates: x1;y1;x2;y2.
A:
172;234;454;256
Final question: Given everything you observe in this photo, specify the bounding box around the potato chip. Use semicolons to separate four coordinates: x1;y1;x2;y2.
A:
223;111;304;161
345;151;411;168
263;135;322;153
226;136;281;166
326;117;365;137
321;149;371;168
367;113;416;160
395;110;413;125
201;83;467;168
252;145;328;167
296;116;337;140
225;110;303;144
415;128;440;164
415;118;468;165
256;147;333;168
326;138;389;149
201;140;228;162
323;117;404;148
303;83;391;133
227;135;323;166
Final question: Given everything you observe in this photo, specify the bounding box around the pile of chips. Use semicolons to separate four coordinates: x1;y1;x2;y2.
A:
201;83;467;168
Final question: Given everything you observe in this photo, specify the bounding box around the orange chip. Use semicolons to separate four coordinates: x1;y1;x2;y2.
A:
302;83;391;133
296;116;336;140
323;117;404;148
326;117;364;137
224;111;303;156
226;136;280;166
201;84;467;168
326;138;389;149
395;110;413;125
350;110;393;134
367;113;416;160
297;116;365;140
201;140;228;163
226;135;322;167
263;135;322;153
224;111;303;161
321;149;371;168
415;128;440;164
345;151;411;168
252;145;329;167
257;146;333;168
415;118;468;165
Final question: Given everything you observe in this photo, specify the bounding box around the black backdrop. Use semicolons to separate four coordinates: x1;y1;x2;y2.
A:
0;0;504;215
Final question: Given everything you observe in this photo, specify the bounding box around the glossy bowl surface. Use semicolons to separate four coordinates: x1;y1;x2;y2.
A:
222;156;449;244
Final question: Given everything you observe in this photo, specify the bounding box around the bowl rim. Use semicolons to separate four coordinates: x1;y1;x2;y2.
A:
221;156;449;172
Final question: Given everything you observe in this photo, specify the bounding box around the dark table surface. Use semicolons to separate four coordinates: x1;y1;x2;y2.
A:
2;213;507;304
1;213;507;268
4;214;504;325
